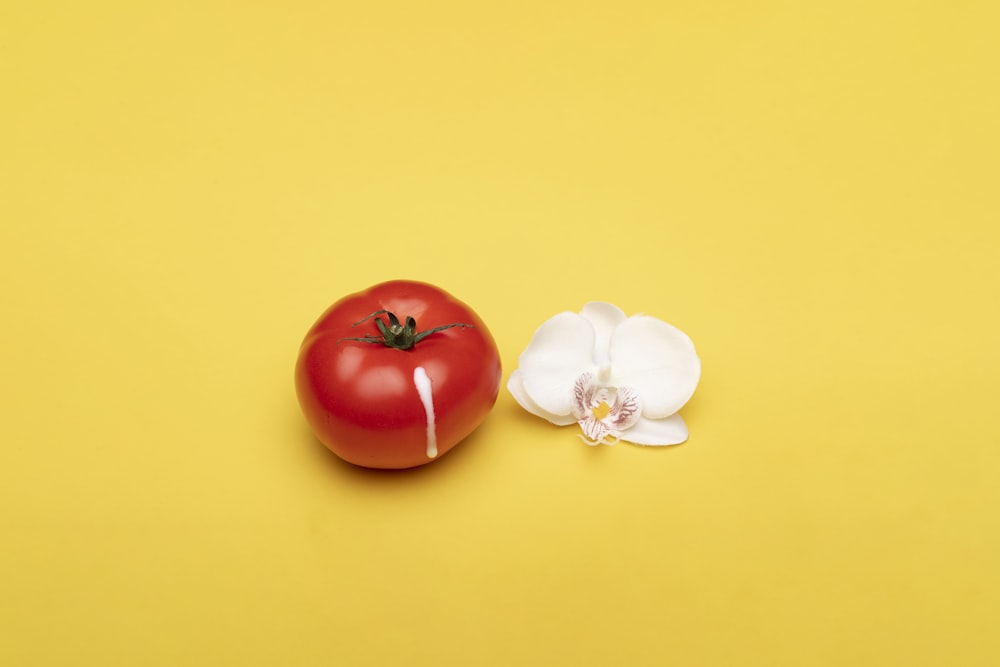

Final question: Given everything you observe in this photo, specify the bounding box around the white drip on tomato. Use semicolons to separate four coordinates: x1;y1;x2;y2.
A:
413;367;437;458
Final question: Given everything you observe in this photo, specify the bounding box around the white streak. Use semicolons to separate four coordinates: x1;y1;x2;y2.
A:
413;366;437;458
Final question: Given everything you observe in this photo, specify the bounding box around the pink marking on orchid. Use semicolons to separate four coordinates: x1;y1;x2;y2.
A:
571;372;643;445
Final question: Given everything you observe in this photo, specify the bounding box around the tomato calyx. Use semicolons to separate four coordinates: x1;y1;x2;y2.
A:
339;310;473;351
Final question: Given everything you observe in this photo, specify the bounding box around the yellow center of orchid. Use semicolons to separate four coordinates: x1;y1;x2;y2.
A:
591;401;611;421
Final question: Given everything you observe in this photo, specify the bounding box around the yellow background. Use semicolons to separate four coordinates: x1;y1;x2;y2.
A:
3;1;998;664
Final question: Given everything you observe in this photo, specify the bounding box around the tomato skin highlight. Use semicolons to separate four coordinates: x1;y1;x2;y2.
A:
295;280;502;469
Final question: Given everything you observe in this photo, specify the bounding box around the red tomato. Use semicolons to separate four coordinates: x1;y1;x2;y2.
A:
295;280;502;469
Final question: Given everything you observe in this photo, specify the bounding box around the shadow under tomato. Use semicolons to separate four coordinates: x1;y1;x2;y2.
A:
297;412;491;488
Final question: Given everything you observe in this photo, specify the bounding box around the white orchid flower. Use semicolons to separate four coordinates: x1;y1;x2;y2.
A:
507;303;700;446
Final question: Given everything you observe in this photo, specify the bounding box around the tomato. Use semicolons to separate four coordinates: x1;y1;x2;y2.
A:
295;280;502;469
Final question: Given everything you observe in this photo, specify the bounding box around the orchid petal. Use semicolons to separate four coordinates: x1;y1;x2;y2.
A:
619;413;689;446
507;370;577;426
609;316;700;419
516;312;596;416
579;302;627;369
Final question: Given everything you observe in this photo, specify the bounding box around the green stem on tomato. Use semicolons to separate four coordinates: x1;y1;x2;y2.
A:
339;310;473;350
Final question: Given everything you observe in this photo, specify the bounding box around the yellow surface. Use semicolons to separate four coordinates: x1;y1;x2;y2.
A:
3;1;999;665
